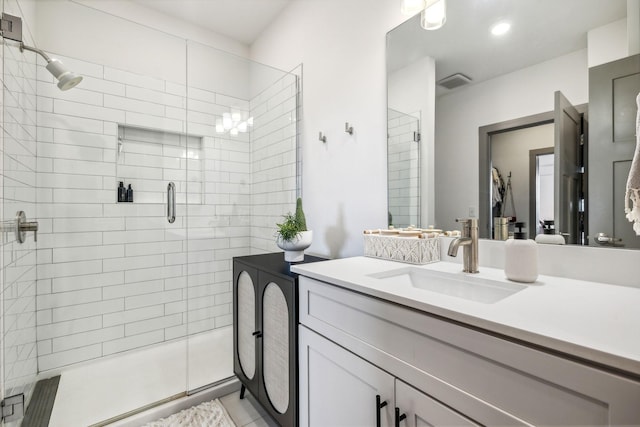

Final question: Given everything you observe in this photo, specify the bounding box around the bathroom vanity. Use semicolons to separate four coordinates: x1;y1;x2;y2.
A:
292;257;640;426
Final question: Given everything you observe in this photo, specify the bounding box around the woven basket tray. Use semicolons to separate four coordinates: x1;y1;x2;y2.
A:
363;234;440;265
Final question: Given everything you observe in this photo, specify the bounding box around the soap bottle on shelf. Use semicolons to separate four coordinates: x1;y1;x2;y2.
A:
505;222;538;283
126;184;134;202
118;181;126;202
534;220;565;245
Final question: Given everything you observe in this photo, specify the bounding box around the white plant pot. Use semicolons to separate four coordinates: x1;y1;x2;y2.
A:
276;230;313;262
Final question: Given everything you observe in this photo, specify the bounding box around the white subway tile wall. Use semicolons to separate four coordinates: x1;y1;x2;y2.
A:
387;109;420;228
1;33;39;405
33;53;298;372
250;73;299;252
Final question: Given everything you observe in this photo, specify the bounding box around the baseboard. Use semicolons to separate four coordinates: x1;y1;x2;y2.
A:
103;377;240;427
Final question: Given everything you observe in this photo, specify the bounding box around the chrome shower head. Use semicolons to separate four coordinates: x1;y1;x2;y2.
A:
20;43;83;91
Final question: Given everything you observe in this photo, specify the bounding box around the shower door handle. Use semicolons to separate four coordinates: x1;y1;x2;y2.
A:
167;182;176;223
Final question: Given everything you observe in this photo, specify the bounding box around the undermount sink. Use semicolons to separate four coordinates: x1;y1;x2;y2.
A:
368;267;526;304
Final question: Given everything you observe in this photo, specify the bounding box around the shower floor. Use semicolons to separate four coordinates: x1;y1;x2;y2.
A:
47;327;233;427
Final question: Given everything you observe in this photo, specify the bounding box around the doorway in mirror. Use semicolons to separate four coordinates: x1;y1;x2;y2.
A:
479;93;587;243
530;148;555;237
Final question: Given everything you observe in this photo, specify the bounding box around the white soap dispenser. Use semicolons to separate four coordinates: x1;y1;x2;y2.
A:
505;222;538;283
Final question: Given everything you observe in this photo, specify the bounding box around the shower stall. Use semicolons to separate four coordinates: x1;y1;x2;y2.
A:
1;1;300;425
387;108;420;228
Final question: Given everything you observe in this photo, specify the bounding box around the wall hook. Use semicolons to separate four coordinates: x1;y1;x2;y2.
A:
345;122;354;135
319;131;327;143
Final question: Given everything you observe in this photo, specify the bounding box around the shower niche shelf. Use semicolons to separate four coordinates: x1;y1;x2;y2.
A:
116;125;204;205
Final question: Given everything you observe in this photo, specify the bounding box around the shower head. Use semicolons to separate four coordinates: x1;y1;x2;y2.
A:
20;43;83;91
45;58;83;91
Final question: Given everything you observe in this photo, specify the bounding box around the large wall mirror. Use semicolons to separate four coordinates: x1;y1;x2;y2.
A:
387;0;640;249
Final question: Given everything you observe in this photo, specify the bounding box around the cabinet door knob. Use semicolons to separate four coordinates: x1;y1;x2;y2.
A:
376;395;388;427
395;407;406;427
252;330;262;338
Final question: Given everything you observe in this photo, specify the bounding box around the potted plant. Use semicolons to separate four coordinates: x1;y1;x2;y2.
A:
276;198;313;262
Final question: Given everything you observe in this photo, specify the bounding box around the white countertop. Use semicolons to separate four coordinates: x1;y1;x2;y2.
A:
292;256;640;377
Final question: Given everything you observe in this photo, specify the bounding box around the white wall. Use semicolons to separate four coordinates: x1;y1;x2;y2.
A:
251;0;407;258
72;0;249;57
435;49;588;232
587;1;640;67
588;19;628;67
34;1;250;86
630;0;640;55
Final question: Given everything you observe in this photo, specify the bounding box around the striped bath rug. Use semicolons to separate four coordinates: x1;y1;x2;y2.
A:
143;399;236;427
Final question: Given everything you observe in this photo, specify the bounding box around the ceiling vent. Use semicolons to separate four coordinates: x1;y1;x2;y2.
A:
437;73;472;89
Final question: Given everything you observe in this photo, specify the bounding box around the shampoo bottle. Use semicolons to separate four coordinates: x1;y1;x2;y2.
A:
505;222;538;283
118;181;126;202
126;184;134;202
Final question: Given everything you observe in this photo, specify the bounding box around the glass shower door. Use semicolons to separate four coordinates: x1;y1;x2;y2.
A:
185;41;301;393
185;40;247;392
1;0;39;422
4;2;193;424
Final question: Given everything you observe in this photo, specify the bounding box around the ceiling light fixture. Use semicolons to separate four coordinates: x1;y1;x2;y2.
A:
421;0;446;31
400;0;426;16
491;21;511;36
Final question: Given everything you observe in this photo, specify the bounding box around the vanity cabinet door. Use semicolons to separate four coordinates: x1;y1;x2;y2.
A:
395;380;480;427
299;325;395;427
258;271;297;426
233;264;259;397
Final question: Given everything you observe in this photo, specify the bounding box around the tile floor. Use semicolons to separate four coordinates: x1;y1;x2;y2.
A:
108;386;279;427
220;390;278;427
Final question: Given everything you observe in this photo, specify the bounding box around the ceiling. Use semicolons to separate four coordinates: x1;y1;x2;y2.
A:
387;0;628;92
130;0;292;45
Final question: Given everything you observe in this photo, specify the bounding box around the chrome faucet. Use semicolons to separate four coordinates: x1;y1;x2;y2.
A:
447;218;479;273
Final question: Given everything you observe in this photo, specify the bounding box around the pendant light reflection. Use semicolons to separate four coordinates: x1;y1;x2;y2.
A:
216;111;253;137
491;21;511;36
421;0;446;30
222;113;233;130
400;0;426;16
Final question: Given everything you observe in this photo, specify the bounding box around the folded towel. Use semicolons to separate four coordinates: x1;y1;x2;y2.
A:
625;92;640;235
